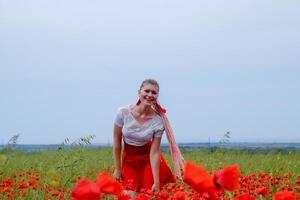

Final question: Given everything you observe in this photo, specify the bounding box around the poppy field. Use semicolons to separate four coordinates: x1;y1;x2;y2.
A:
0;147;299;199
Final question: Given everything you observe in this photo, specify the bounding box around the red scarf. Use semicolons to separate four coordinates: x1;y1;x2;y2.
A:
136;99;185;179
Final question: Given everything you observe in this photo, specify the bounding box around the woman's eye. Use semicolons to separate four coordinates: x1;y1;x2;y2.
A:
144;89;157;95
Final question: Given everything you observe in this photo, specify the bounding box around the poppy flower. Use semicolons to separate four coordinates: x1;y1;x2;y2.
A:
52;191;60;196
233;193;255;200
273;190;296;200
96;173;122;195
135;193;151;200
173;191;186;200
256;187;268;197
28;179;35;186
160;191;169;199
183;161;215;194
71;179;100;200
18;183;28;189
202;191;220;200
213;164;240;191
3;179;13;187
117;193;131;200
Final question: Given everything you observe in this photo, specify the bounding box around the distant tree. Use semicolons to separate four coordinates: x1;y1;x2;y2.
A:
219;131;231;145
0;134;20;152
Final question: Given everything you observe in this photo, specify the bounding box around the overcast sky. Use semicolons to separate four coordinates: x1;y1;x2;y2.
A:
1;0;300;144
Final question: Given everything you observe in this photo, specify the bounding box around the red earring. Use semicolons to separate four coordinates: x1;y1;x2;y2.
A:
136;99;141;105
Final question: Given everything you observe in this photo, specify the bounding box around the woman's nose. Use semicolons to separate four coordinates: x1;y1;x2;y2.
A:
148;92;157;97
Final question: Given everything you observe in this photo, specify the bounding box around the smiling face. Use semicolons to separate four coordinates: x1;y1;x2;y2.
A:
138;83;159;106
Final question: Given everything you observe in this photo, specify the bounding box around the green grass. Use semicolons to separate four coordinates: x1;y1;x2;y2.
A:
181;149;300;176
2;148;299;181
0;147;299;199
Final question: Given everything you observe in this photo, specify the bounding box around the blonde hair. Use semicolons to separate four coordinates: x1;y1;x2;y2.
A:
139;79;160;91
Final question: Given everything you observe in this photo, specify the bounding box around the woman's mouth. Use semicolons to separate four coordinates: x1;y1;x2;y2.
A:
144;98;154;103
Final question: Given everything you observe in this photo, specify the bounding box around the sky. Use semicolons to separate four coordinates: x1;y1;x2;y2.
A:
0;0;300;144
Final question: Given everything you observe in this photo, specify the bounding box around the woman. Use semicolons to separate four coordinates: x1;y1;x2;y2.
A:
113;79;184;198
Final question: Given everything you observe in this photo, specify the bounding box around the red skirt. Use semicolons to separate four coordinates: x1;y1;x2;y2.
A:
121;142;176;192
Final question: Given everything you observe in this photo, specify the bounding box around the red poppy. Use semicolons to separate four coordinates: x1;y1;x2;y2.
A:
96;173;122;195
71;179;100;200
256;187;268;197
117;193;131;200
3;179;13;187
160;191;169;199
173;191;186;200
273;190;296;200
135;193;151;200
145;189;153;195
20;190;28;197
18;183;28;189
233;193;255;200
52;191;60;196
28;179;35;186
202;191;220;200
183;161;215;194
213;164;240;191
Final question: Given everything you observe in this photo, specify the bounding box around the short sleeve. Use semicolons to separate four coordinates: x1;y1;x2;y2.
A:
114;108;124;127
153;118;165;138
153;129;164;138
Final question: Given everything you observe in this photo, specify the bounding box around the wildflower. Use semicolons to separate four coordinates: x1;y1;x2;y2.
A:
47;168;57;177
233;193;255;200
117;193;131;200
135;193;151;200
18;183;29;189
18;172;24;177
71;179;101;200
50;180;60;188
52;191;60;196
28;179;35;186
213;164;240;191
160;191;169;199
26;171;32;176
183;161;215;194
96;172;122;195
39;182;45;191
146;189;152;195
273;190;296;200
3;179;13;187
256;187;268;197
20;190;28;197
3;186;12;193
173;191;186;200
202;191;219;200
72;178;78;183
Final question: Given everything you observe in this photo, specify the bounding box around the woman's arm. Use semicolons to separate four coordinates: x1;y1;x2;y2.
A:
150;136;162;192
113;125;122;180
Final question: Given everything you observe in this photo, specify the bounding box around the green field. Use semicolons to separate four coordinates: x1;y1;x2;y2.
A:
1;147;299;199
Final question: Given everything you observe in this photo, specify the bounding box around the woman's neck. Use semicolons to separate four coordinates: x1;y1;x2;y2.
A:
135;104;153;116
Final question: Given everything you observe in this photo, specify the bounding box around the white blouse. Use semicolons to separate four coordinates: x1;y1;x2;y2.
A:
114;104;165;146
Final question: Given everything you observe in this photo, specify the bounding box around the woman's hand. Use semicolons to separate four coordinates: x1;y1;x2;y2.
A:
150;137;161;193
113;125;122;182
151;183;160;192
112;169;122;182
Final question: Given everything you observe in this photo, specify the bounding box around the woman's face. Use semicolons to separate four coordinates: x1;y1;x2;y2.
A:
138;84;159;106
